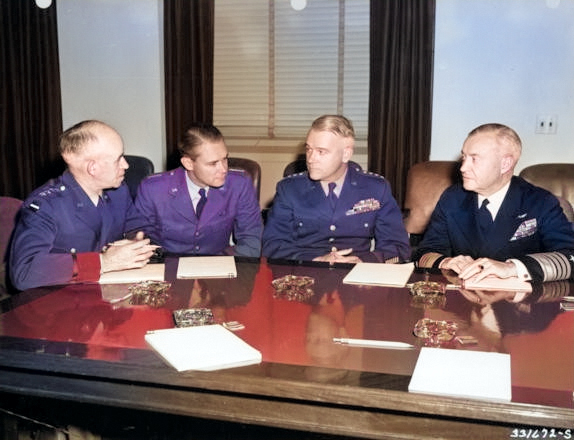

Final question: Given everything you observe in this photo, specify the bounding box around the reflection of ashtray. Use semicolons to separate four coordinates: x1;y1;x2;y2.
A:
128;281;172;307
173;308;214;327
272;275;314;302
410;294;447;309
409;281;446;296
413;318;457;346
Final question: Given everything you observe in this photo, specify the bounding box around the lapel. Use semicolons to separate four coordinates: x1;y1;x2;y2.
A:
493;178;527;239
169;168;196;222
302;176;328;209
199;182;226;223
65;172;103;235
453;189;480;248
336;167;359;215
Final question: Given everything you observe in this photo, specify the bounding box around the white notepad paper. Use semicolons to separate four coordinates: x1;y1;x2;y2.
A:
463;275;532;292
145;324;261;372
176;256;237;279
99;264;165;284
408;347;511;401
343;262;415;287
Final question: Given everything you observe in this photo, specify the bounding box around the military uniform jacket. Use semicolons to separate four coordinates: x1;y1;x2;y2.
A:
10;171;144;291
262;166;410;262
134;167;262;257
414;176;574;281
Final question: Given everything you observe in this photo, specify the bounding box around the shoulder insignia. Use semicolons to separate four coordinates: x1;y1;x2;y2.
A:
283;171;308;181
360;169;385;181
37;186;62;198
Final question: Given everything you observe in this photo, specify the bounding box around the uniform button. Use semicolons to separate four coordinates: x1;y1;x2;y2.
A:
298;222;303;227
331;247;337;252
60;185;66;191
70;248;76;253
195;232;200;237
329;224;336;231
364;223;369;228
328;237;335;242
195;246;200;250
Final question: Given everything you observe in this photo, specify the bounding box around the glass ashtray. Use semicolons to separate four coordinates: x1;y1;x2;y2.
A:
173;308;214;328
413;318;458;346
271;275;314;302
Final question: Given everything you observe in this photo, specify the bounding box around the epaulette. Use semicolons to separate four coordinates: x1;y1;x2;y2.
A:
28;183;66;212
145;171;167;180
359;169;386;181
37;186;63;198
282;171;308;181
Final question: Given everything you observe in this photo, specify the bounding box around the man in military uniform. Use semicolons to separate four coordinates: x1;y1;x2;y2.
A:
10;120;156;291
134;123;262;257
262;115;410;263
414;123;574;282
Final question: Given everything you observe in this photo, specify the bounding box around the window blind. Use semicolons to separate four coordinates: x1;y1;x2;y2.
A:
214;0;369;140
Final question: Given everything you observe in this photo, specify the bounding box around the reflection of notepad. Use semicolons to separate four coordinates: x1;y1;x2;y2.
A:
99;264;165;284
176;256;237;279
343;262;414;287
145;324;262;372
463;275;532;292
408;347;511;402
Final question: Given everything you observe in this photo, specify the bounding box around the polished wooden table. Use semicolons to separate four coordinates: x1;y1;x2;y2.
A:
0;257;572;439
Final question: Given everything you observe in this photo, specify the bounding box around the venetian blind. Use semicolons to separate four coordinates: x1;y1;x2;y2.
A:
214;0;369;140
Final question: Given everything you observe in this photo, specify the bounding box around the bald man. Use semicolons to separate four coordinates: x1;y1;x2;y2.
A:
414;123;574;282
9;120;155;290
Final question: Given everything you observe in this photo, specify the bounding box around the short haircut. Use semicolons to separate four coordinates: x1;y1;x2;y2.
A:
309;115;355;140
59;120;108;156
467;123;522;158
178;123;224;160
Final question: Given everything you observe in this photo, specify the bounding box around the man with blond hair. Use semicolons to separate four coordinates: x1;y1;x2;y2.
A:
415;123;574;282
263;115;410;263
10;120;155;290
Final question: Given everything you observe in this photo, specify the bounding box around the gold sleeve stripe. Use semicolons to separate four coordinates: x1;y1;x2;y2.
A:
384;256;399;264
417;252;443;268
527;252;571;282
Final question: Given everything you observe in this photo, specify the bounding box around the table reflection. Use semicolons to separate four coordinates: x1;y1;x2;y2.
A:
0;259;572;408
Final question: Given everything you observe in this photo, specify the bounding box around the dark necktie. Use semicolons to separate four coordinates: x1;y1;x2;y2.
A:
328;182;338;209
196;188;207;219
478;198;493;231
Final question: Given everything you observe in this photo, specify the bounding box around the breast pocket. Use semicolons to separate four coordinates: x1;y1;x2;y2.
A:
294;217;323;240
342;211;376;237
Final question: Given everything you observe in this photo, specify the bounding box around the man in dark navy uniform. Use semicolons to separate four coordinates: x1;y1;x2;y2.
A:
414;123;574;282
134;124;262;257
262;115;410;264
10;120;156;290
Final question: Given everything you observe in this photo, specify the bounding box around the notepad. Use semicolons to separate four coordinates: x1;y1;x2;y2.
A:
145;324;262;372
343;262;415;287
463;275;532;292
176;256;237;279
408;347;511;402
99;264;165;284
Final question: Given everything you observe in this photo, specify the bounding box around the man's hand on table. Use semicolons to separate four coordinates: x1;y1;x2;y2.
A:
100;231;158;273
313;248;362;264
